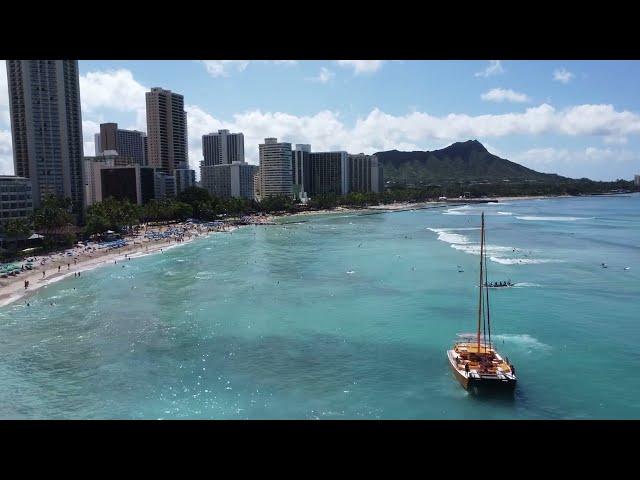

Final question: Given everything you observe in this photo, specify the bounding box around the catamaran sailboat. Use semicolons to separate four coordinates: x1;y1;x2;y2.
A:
447;212;517;393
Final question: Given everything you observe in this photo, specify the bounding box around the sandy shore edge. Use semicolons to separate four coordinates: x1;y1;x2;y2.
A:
0;224;235;309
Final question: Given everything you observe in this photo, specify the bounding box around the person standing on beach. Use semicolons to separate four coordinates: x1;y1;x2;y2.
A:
58;265;61;272
68;263;70;270
24;279;28;289
42;271;45;278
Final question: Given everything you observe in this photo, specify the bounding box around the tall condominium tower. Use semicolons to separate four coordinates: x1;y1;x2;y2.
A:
258;138;292;198
6;60;85;211
348;153;384;193
95;122;146;165
202;129;244;166
308;151;349;196
145;87;188;174
291;144;311;199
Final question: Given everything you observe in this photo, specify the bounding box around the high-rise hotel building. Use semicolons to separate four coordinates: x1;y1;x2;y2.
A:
308;151;349;196
202;129;245;166
259;138;292;198
291;144;311;199
145;87;188;175
348;153;383;193
291;145;383;198
6;60;85;211
95;122;147;166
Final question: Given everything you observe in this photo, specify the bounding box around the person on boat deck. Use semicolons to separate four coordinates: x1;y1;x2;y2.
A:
465;363;470;373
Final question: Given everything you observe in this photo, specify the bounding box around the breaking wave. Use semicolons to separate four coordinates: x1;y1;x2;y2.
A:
428;227;562;265
489;257;564;265
516;216;593;222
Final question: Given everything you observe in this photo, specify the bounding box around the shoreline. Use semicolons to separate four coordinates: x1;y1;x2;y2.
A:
0;222;235;308
2;192;632;308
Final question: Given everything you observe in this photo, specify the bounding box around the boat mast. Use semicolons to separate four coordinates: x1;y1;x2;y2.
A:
484;223;492;351
477;212;484;352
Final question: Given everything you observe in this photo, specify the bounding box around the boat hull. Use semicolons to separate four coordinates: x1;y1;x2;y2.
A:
447;349;516;394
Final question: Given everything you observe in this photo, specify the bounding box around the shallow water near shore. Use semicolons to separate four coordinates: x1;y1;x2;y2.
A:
1;194;639;419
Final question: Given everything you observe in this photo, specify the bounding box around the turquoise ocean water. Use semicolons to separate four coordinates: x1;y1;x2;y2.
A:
1;194;639;419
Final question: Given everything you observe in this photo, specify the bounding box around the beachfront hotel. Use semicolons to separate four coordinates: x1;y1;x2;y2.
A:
348;153;384;194
308;151;349;196
83;151;139;207
6;60;85;212
259;138;293;198
202;130;245;166
292;144;311;201
290;145;383;200
95;123;147;166
145;87;188;175
201;161;258;200
0;175;33;224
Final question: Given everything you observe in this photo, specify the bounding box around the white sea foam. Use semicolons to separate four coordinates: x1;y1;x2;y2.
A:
452;244;514;255
442;205;471;215
515;216;593;222
489;257;564;265
513;282;542;288
427;227;480;232
497;211;513;215
428;227;558;264
437;232;471;245
492;334;551;352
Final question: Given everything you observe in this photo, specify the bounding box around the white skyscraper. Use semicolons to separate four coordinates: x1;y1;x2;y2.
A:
259;138;292;198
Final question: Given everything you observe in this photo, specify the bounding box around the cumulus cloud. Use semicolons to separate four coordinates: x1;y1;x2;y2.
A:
0;129;13;175
336;60;384;74
80;69;147;113
481;88;530;103
475;60;504;78
200;60;250;78
0;62;9;127
511;146;639;180
553;68;574;84
180;102;640;171
308;67;335;84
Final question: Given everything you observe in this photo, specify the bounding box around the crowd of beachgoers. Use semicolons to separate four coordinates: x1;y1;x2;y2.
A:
0;219;240;307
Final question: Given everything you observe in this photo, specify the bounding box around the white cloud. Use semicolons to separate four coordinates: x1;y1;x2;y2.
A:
308;67;335;84
481;88;530;103
553;68;574;84
475;60;504;78
511;146;639;180
0;61;10;127
200;61;250;78
79;69;147;113
603;135;628;145
0;129;13;175
336;60;384;75
78;69;150;157
180;102;640;172
270;60;298;66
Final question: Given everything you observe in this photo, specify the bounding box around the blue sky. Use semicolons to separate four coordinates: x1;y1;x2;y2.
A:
2;60;640;180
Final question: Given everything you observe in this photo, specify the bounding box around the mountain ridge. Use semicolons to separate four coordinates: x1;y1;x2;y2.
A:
375;140;567;186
